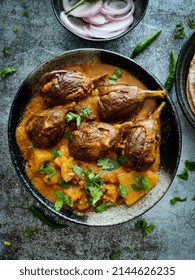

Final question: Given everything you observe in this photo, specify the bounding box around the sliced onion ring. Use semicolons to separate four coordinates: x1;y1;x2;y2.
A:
60;11;91;38
83;13;109;25
62;0;103;18
101;0;132;16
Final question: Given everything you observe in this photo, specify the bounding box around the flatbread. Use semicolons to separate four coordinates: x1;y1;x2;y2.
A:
187;54;195;114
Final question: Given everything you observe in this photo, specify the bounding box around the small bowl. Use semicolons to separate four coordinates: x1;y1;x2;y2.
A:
51;0;149;41
176;31;195;128
8;49;182;226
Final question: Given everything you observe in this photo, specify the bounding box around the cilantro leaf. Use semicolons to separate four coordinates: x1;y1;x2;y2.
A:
95;202;116;213
65;107;92;128
58;179;71;189
97;158;120;171
177;168;189;181
24;227;38;238
175;22;186;38
135;219;155;236
177;160;195;181
84;169;104;206
2;48;9;58
51;150;61;157
185;160;195;171
117;154;127;165
109;250;121;260
0;67;16;78
131;176;150;191
13;25;19;32
70;164;84;178
39;160;56;180
109;68;122;84
64;132;73;140
54;190;73;211
188;18;195;29
118;185;129;197
170;197;187;205
97;155;127;171
21;11;29;17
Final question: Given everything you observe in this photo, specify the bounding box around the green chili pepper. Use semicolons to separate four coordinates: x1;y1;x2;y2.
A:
164;50;177;92
130;30;162;59
19;206;68;229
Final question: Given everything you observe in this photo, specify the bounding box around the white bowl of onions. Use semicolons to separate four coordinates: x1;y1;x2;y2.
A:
51;0;149;41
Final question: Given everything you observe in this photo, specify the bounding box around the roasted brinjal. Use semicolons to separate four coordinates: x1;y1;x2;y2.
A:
69;121;118;161
98;83;166;122
25;106;69;149
40;69;107;107
121;102;166;171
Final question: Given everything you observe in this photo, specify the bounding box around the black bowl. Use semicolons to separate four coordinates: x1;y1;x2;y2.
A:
8;49;182;226
51;0;149;41
176;31;195;128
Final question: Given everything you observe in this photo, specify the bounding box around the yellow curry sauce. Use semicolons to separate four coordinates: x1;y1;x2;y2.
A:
16;62;160;213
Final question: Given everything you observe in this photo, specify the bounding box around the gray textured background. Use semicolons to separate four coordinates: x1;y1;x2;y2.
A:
0;0;195;260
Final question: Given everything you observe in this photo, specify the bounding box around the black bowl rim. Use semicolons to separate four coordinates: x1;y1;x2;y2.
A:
50;0;149;42
176;31;195;128
8;48;182;226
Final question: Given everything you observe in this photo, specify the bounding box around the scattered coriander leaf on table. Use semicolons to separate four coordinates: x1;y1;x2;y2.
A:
175;22;186;38
187;18;195;29
21;11;29;17
134;219;155;236
177;160;195;180
0;67;16;78
2;47;9;57
109;250;121;260
170;197;187;205
23;227;38;238
13;25;19;32
3;241;12;246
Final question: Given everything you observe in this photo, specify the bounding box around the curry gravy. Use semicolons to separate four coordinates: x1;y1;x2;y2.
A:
16;62;160;213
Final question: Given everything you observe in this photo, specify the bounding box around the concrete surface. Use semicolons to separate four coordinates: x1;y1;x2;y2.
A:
0;0;195;260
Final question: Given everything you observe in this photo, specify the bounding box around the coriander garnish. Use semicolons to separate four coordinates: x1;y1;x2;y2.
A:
95;202;116;213
13;25;19;32
118;185;129;197
51;150;61;157
109;68;122;84
23;227;38;238
131;176;151;191
39;160;56;180
65;107;92;128
54;190;73;211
